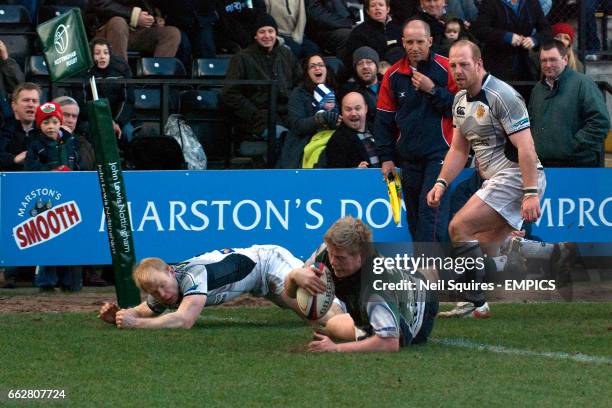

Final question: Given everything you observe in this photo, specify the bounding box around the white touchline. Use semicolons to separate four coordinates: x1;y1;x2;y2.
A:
434;338;612;365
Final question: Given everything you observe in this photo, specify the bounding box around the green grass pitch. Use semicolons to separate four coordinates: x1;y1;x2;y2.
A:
0;303;611;407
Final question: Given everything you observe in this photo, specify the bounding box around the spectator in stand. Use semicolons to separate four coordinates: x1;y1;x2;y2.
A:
325;91;380;168
89;38;133;141
390;0;419;26
471;0;551;81
25;102;79;171
551;23;583;73
529;40;610;168
415;0;462;56
446;0;479;23
87;0;181;61
0;82;41;171
280;54;339;168
343;46;381;129
156;0;218;58
0;40;25;96
305;0;354;56
53;96;95;171
222;14;301;162
344;0;404;73
215;0;267;53
265;0;320;59
375;19;458;244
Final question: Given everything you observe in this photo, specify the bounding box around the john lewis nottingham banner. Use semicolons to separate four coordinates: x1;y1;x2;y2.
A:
1;169;612;266
36;8;93;82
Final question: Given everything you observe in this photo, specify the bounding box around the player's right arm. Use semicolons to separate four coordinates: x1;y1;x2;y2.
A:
427;126;470;208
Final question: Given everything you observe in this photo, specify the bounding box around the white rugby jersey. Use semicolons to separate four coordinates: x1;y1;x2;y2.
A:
146;245;302;314
452;74;541;179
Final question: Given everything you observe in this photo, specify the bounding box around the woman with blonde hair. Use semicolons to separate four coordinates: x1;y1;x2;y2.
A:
551;23;584;73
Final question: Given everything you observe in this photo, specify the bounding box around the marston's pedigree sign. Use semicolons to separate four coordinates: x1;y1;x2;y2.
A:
36;8;92;82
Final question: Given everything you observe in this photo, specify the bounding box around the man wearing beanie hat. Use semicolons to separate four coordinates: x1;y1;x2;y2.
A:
26;102;80;171
343;46;381;129
222;13;301;164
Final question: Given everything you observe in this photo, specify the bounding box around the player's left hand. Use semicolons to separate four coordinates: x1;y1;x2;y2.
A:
116;309;138;329
308;332;338;352
521;195;541;222
412;71;435;94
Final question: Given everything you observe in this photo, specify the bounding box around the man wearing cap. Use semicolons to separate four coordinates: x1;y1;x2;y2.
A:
343;46;381;129
222;13;302;155
529;40;610;168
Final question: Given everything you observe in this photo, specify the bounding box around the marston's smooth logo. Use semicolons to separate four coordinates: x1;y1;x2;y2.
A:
54;24;69;54
13;200;82;250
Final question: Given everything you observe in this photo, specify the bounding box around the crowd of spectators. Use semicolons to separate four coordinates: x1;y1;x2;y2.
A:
0;0;609;290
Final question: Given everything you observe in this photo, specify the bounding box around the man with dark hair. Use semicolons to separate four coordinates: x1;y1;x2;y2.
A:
285;216;438;352
0;82;41;171
427;40;546;318
375;19;458;245
529;40;610;168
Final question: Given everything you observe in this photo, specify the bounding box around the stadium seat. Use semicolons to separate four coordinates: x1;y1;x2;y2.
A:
25;55;49;80
323;57;345;78
134;88;161;117
136;57;186;78
179;89;220;113
37;5;76;24
179;90;231;166
192;58;230;79
4;0;38;22
128;135;186;170
0;5;32;27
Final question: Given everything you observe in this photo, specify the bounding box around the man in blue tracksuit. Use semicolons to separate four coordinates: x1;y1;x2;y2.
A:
375;19;458;244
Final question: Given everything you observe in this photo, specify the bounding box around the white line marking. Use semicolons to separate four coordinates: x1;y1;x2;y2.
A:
434;338;612;365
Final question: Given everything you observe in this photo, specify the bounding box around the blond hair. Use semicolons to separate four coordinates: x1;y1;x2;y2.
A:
132;257;169;288
324;216;373;258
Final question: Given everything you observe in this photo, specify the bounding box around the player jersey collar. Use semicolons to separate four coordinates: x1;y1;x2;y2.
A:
466;73;491;102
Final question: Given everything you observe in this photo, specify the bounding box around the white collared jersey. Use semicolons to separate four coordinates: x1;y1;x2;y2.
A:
452;74;541;179
146;245;302;314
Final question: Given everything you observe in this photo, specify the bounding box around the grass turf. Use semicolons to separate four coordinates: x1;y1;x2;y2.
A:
0;303;610;407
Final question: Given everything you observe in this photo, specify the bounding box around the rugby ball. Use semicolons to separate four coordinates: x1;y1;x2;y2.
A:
296;262;335;320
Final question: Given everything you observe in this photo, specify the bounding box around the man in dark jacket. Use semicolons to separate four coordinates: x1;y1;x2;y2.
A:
375;19;458;243
87;0;181;61
305;0;353;56
326;92;379;168
222;14;301;140
471;0;551;81
529;41;610;168
0;82;41;171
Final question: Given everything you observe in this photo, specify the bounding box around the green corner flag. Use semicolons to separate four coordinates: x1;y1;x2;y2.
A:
37;9;141;308
36;8;93;82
